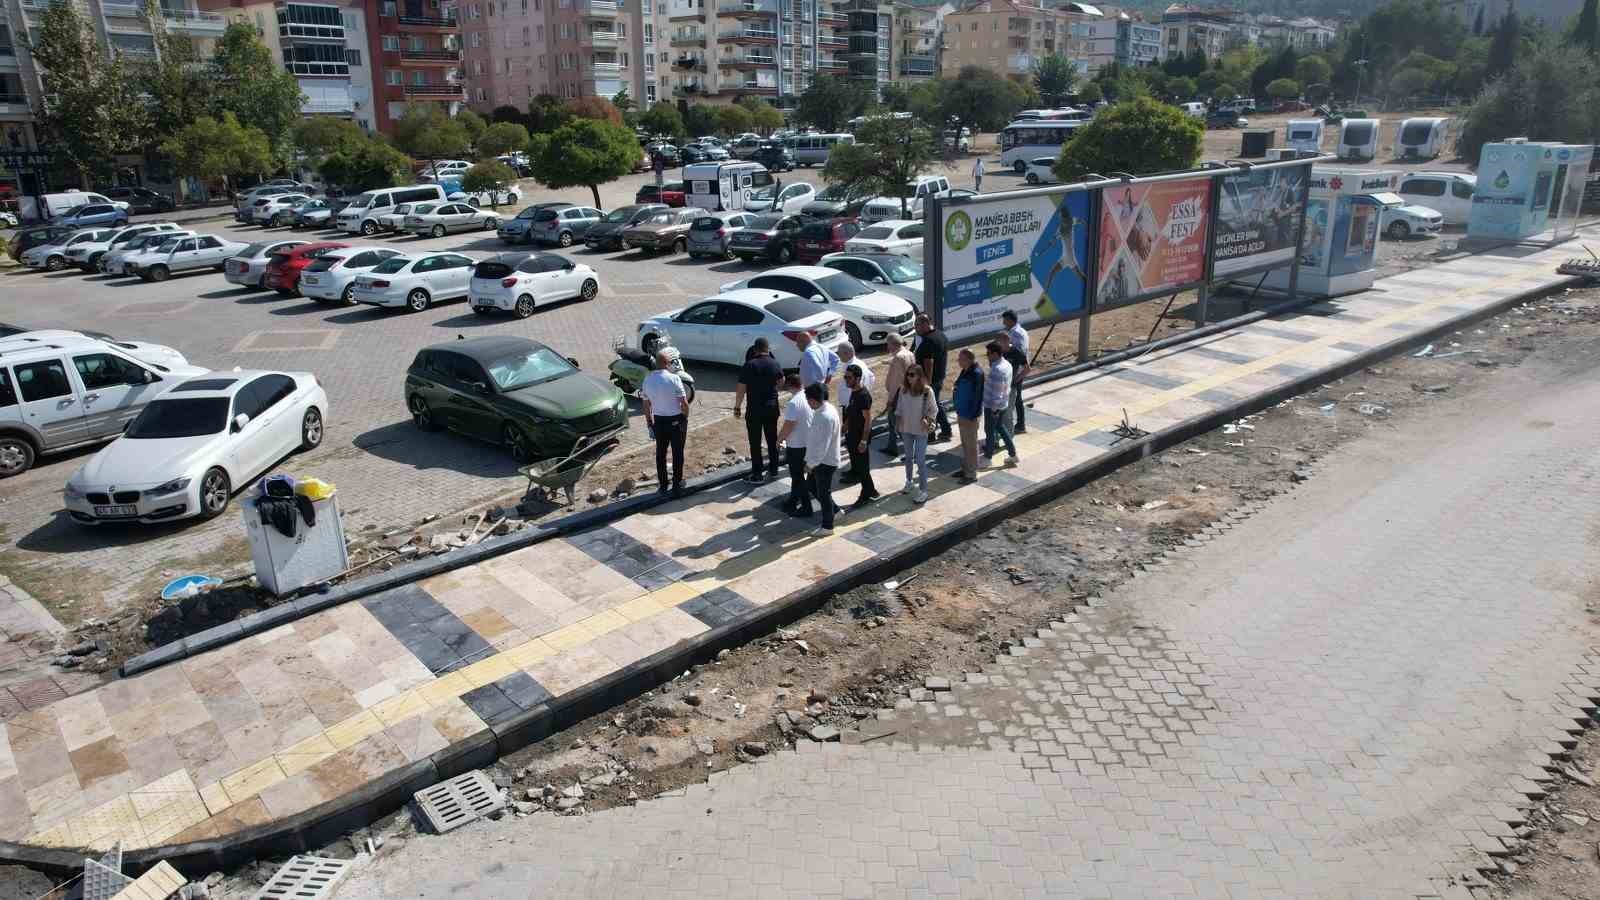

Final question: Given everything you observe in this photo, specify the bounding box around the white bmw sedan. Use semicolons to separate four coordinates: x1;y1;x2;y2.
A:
63;370;329;524
467;252;600;319
720;265;917;349
351;252;475;312
299;246;403;305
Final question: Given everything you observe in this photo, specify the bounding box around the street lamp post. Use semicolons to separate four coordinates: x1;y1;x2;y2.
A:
1353;58;1368;105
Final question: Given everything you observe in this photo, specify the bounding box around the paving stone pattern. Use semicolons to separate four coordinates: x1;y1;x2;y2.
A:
0;239;1587;856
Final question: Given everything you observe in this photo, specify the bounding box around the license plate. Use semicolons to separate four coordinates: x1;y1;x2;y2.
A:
817;329;837;342
93;504;137;517
303;275;320;285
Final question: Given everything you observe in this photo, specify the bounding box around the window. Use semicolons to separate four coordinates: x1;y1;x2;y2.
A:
382;34;399;50
381;0;395;13
476;87;487;101
346;48;362;65
0;369;14;409
677;303;720;325
1452;180;1474;199
386;70;403;85
73;354;145;390
412;70;427;84
644;23;653;42
14;360;72;403
523;25;530;44
1400;178;1445;198
718;303;765;326
470;31;482;46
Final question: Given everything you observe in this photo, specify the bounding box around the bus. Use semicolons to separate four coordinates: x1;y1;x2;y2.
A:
1013;107;1090;122
999;120;1084;173
847;111;913;133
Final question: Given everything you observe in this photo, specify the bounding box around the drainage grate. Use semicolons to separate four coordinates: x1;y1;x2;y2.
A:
82;858;132;900
412;770;506;834
251;855;351;900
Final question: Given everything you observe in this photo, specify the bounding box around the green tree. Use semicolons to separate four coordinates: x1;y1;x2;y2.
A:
1055;96;1202;182
1571;0;1599;53
938;66;1028;145
26;1;150;185
492;104;528;126
209;22;304;158
796;75;870;132
684;103;721;138
292;118;367;164
1032;53;1078;107
457;109;488;149
527;117;640;208
1167;76;1197;99
638;102;687;138
160;112;274;197
740;98;783;134
461;160;517;207
1486;7;1521;77
391;104;471;174
1265;77;1301;100
1078;82;1103;105
821;115;934;220
879;81;914;111
1295;54;1333;88
1461;42;1600;161
319;139;412;191
138;0;210;146
477;121;531;158
612;86;635;114
717;103;754;136
527;94;571;133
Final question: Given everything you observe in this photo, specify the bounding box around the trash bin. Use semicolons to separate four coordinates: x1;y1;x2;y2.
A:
242;475;349;596
1240;129;1274;158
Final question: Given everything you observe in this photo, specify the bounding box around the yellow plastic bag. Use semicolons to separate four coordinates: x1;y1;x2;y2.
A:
295;477;336;500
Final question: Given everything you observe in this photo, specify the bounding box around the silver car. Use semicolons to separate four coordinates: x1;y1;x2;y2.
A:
376;203;416;234
225;239;310;287
22;229;117;271
252;193;313;226
103;230;196;275
687;211;759;260
404;202;501;237
125;233;246;282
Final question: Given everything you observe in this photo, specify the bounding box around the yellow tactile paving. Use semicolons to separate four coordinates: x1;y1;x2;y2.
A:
325;709;386;750
220;756;287;806
198;781;232;816
276;733;338;777
111;860;186;900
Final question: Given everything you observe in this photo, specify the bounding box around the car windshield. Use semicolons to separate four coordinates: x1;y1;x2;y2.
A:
814;185;854;202
486;346;575;391
1345;122;1374;143
817;272;871;299
371;256;412;274
748;215;783;229
125;397;230;439
881;257;922;282
603;207;638;223
515;207;543;219
857;226;895;240
240;242;272;257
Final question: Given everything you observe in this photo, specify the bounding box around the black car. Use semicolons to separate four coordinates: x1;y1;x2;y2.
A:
728;213;809;264
1205;109;1248;129
7;224;74;261
800;185;868;221
750;144;795;172
584;203;670;251
649;145;682;168
101;186;176;213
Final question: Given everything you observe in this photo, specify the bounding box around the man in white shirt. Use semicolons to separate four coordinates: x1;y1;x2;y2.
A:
777;373;814;517
972;157;985;193
641;351;691;497
802;382;842;534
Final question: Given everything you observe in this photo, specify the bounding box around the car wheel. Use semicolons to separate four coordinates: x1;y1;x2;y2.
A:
45;255;65;272
845;322;863;349
1387;220;1410;239
1013;160;1027;174
360;220;378;236
299;407;324;451
673;237;687;254
503;422;535;464
272;214;285;227
406;289;431;312
580;278;598;301
275;287;295;297
431;225;446;238
558;231;573;247
484;218;498;230
619;238;632;251
198;467;231;519
409;395;437;430
1026;173;1039;184
0;435;35;478
514;294;536;318
340;283;356;305
148;265;170;282
87;252;104;270
776;244;793;264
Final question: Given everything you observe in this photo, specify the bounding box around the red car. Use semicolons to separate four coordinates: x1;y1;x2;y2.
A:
661;181;687;207
262;241;349;296
794;219;863;264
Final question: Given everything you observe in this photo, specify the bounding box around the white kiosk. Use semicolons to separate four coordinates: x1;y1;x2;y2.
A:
1284;119;1324;154
1396;117;1451;160
1262;166;1402;298
1336;119;1382;161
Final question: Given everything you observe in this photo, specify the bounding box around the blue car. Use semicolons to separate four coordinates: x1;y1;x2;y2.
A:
54;203;129;228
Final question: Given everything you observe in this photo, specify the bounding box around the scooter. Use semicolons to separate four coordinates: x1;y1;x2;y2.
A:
609;335;696;404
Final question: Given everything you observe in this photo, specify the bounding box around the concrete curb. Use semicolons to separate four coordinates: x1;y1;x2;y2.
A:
51;272;1570;879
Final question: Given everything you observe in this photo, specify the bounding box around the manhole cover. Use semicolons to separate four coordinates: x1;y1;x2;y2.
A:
251;855;350;900
233;330;341;352
82;857;131;900
412;770;505;834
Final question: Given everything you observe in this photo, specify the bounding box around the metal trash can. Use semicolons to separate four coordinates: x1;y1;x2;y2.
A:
243;479;349;597
1240;129;1274;158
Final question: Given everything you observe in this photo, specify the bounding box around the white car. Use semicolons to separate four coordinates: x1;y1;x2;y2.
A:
375;203;417;234
5;328;194;371
123;233;247;281
468;251;600;319
860;175;953;224
1396;172;1477;225
843;219;925;261
420;160;471;179
0;211;17;227
63;223;182;272
225;239;311;287
745;182;817;213
819;253;926;310
351;251;475;312
449;188;522;208
63;370;329;524
403;202;501;237
252;193;314;226
721;265;917;349
1025;156;1060;185
22;229;118;271
103;231;196;275
637;289;847;369
1380;202;1443;240
299;246;403;304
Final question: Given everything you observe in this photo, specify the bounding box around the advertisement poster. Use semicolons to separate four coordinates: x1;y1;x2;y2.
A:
1095;178;1210;307
1211;163;1310;277
1469;143;1536;238
1300;197;1329;269
1329;196;1381;276
937;189;1092;343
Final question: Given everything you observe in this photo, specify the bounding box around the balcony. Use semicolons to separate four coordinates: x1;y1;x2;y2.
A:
287;59;350;75
1006;52;1031;71
164;7;227;34
279;23;345;41
816;55;844;71
668;6;706;20
400;47;462;63
720;52;775;68
817;32;845;47
579;0;617;15
403;81;465;98
581;28;620;46
673;80;703;95
738;80;777;94
673;55;706;70
718;1;775;16
101;1;143;18
898;54;934;75
719;27;776;42
397;13;457;28
817;9;844;23
670;30;705;46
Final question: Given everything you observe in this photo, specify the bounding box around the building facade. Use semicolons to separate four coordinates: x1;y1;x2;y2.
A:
1158;4;1233;61
893;0;937;82
938;0;1091;83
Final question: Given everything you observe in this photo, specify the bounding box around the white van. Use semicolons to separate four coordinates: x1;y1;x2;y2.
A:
335;184;449;236
860;175;952;224
1179;102;1207;119
1337;118;1382;161
684;161;775;211
1284;119;1324;153
792;133;854;167
18;191;127;224
1396;117;1451;161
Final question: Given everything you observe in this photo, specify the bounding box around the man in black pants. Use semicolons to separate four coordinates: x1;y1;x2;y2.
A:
841;364;878;510
733;337;783;483
777;373;813;516
641;351;691;497
913;314;952;442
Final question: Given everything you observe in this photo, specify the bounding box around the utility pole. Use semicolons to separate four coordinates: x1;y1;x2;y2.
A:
1353;58;1368;105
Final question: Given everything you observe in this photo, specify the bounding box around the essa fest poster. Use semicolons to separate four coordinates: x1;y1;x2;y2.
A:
1096;178;1209;307
1211;163;1310;277
937;190;1092;344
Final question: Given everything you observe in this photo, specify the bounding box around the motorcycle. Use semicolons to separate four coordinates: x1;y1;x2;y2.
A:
609;335;696;404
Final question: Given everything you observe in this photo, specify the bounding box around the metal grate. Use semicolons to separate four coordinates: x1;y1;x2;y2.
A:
251;855;351;900
82;858;133;900
412;770;506;834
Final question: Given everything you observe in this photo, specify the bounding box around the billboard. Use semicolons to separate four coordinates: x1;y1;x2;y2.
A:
1211;162;1311;277
1096;177;1210;308
936;188;1093;343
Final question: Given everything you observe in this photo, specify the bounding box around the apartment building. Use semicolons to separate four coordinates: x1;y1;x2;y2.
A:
938;0;1084;83
1158;4;1234;61
1078;11;1159;74
892;1;937;82
364;0;463;128
456;0;661;112
1251;14;1334;50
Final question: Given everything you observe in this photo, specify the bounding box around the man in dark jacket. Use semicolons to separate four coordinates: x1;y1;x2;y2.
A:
952;348;985;483
841;364;878;509
734;337;783;483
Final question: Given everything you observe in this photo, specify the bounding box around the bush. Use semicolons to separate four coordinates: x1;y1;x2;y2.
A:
462;160;517;205
1460;44;1600;162
1054;97;1203;182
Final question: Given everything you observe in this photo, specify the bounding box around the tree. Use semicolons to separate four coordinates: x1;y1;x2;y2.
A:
457;109;488;148
638;102;686;138
740;98;783;134
138;0;210;147
477;121;530;158
717;104;754;136
1032;53;1078;107
1167;76;1198;99
160;112;273;197
1295;54;1333;89
938;66;1029;145
1461;43;1600;161
527;117;640;207
209;22;304;157
1055;96;1202;182
1078;82;1103;105
461;160;517;207
292;118;367;164
822;115;934;220
1265;77;1301;101
1571;0;1599;53
492;104;528;126
684;104;721;138
796;75;870;132
527;94;571;133
26;1;150;185
569;95;624;125
612;87;635;114
391;104;471;175
1486;7;1521;77
319;139;412;191
1387;68;1432;100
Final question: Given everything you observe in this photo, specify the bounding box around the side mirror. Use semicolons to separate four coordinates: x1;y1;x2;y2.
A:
232;413;250;432
471;381;491;395
872;275;887;284
124;370;151;385
567;357;580;368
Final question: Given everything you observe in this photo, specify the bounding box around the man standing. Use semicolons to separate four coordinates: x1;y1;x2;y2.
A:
982;340;1018;467
734;337;783;484
794;329;837;393
997;330;1029;436
777;373;813;516
834;342;872;482
972;156;985;193
841;364;878;509
881;332;914;458
913;314;952;443
952;349;985;483
1001;310;1030;433
642;350;691;496
803;383;841;535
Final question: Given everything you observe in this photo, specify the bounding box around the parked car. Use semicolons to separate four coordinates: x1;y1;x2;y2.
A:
686;211;760;260
681;144;731;164
253;193;313;226
225;239;311;288
468;252;600;319
235;186;305;223
636;181;688;207
125;233;246;282
750;144;796;173
22;229;118;271
262;242;350;296
843;219;925;261
648;145;682;168
101;186;176;214
102;230;195;276
622;207;709;254
0;331;207;478
375;202;418;234
299;246;402;305
746;182;817;214
1024;156;1059;185
861;175;953;224
62;223;181;272
1380;201;1443;240
419;159;472;179
0;210;16;228
290;198;343;229
729;136;763;160
53;204;129;229
800;184;870;221
62;369;328;522
637;290;847;369
525;205;604;247
404;335;628;464
351;251;476;312
727;213;810;265
794;218;864;264
1205;109;1248;129
1396;172;1477;225
403;202;502;237
721;266;917;348
819;252;925;309
498;202;574;245
450;188;522;208
584;204;669;251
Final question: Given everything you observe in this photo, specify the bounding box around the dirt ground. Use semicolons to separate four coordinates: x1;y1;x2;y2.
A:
1490;723;1600;899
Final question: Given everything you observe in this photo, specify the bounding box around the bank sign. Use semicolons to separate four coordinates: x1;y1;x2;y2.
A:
937;190;1092;343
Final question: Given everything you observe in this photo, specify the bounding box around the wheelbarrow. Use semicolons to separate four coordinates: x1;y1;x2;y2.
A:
517;426;626;506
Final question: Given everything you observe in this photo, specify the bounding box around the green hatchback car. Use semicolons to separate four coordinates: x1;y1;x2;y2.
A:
404;336;627;462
